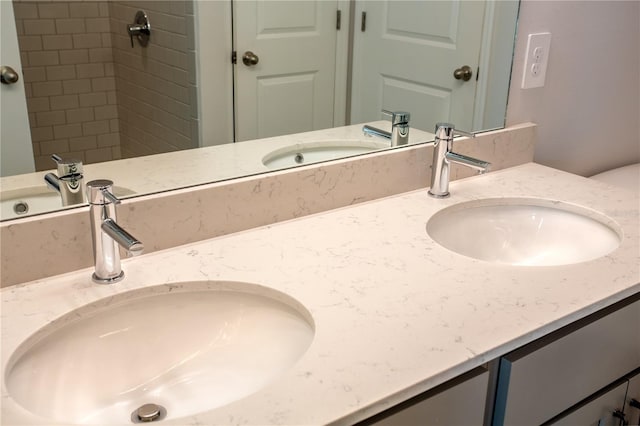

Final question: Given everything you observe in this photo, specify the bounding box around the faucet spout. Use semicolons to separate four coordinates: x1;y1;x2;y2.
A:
428;123;490;198
44;173;60;192
362;110;410;147
101;218;144;256
44;154;85;206
363;125;392;141
445;151;491;174
88;179;143;284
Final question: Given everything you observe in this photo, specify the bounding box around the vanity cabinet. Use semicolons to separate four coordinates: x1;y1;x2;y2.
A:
361;367;489;426
361;297;640;426
544;369;640;425
626;373;640;426
551;381;628;426
493;297;640;425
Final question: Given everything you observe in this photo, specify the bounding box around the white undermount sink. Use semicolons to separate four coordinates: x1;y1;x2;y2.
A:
5;282;314;424
262;139;388;169
426;198;621;266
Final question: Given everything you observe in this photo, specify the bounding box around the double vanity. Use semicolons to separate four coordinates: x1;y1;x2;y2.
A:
1;123;639;425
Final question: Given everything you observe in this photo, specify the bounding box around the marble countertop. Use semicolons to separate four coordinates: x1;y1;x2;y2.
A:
2;163;639;425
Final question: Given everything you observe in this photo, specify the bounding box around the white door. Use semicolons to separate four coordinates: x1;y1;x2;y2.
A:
234;0;338;142
1;0;35;177
350;0;486;133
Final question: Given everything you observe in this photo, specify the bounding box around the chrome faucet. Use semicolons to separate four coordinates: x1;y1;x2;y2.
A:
363;110;410;146
44;154;85;206
428;123;491;198
87;179;144;284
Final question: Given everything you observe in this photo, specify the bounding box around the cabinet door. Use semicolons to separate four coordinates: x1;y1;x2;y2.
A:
493;300;640;425
552;382;628;426
626;372;640;426
370;368;489;426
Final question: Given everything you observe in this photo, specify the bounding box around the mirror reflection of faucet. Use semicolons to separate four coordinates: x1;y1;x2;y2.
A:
362;110;410;147
44;154;85;206
428;123;490;198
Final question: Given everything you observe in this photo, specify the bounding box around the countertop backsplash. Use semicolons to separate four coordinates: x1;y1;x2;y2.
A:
0;123;535;287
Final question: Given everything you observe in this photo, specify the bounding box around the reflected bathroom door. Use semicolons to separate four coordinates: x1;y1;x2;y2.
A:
0;1;35;177
350;0;485;132
234;0;339;142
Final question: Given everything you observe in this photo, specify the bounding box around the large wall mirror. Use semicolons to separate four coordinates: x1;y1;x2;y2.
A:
0;0;519;220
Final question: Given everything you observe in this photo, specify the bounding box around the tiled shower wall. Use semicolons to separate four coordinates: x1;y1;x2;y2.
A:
12;0;199;170
108;1;199;158
12;0;121;171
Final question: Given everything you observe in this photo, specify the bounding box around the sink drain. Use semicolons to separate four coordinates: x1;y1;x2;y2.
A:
131;403;166;423
12;201;29;215
294;152;305;164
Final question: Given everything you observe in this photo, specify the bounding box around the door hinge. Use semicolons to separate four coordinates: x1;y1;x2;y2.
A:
361;11;367;32
231;51;237;64
336;9;341;30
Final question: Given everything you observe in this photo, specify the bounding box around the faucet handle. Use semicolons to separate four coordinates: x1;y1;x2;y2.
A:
51;153;83;177
127;10;151;48
453;128;475;138
87;179;121;205
434;123;475;140
101;188;120;205
382;109;410;125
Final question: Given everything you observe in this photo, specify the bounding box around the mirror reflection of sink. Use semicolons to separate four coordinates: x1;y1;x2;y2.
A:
0;185;135;219
0;187;60;219
5;282;314;424
426;198;621;266
262;140;388;169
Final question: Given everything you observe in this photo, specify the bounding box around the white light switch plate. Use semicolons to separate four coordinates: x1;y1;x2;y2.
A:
521;32;552;89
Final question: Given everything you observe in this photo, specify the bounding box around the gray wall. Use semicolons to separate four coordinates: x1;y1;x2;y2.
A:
506;0;640;176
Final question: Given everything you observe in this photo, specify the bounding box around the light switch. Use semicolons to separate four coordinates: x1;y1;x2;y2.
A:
521;32;552;89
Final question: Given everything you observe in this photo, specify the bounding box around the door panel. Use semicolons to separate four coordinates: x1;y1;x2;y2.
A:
554;382;628;426
370;368;489;425
235;0;338;141
493;300;640;425
627;373;640;426
351;0;485;132
256;1;317;32
386;1;456;43
380;76;452;130
257;72;316;136
1;0;35;176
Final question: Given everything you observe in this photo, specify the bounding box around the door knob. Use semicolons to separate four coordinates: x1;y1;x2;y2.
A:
453;65;473;81
1;66;19;85
242;51;259;66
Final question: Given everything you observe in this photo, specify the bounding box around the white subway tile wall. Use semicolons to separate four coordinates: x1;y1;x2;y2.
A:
12;0;199;170
13;0;120;170
108;1;199;158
